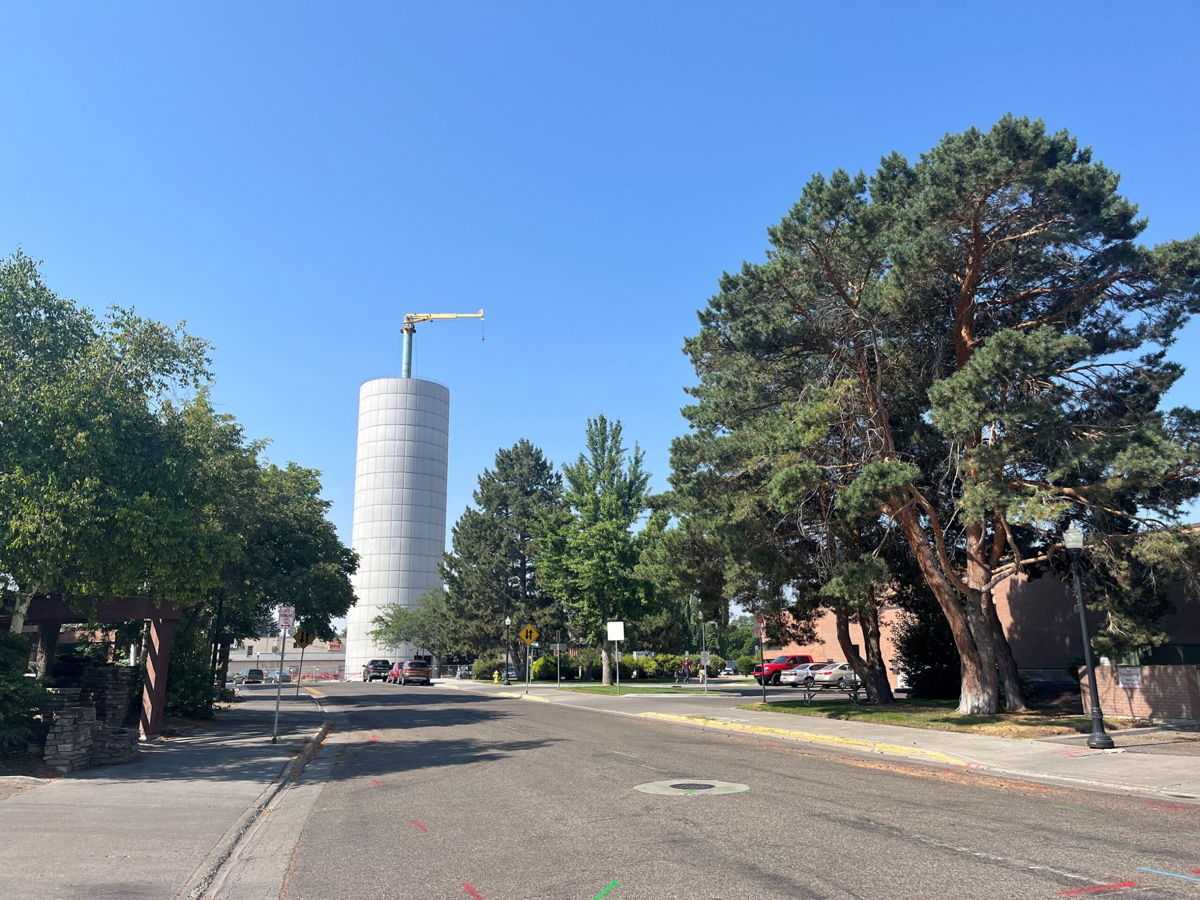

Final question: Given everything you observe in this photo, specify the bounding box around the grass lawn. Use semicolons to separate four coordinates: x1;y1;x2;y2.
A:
555;683;732;696
738;698;1125;739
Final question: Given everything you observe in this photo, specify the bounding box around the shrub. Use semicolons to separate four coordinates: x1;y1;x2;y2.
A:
531;656;557;680
165;630;215;719
737;655;757;675
636;656;660;680
472;658;503;680
0;633;47;751
704;655;725;676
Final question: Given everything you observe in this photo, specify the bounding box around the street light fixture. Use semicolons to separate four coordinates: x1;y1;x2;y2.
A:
503;616;512;685
1064;523;1115;750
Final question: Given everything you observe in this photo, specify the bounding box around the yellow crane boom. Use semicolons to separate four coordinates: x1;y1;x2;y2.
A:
400;309;484;377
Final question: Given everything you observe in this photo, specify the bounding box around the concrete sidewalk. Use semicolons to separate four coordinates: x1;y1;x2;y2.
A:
0;688;327;900
439;677;1200;801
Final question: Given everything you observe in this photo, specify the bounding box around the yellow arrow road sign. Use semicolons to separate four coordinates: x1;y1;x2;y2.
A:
519;625;539;645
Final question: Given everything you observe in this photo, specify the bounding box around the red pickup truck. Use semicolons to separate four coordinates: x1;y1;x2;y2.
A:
753;654;815;685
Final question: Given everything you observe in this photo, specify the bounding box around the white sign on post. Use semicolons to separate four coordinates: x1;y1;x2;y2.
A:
700;651;711;665
607;621;625;641
278;606;295;629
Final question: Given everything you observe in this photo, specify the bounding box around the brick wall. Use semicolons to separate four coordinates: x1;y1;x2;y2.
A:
1079;665;1200;722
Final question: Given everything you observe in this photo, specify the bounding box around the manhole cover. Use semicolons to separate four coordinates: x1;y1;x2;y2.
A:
635;779;749;796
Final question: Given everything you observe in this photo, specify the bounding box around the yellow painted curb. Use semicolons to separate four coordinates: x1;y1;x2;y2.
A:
638;712;968;767
496;691;551;703
303;686;325;697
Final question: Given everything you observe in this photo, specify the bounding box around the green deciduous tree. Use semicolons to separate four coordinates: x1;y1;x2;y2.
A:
370;588;453;659
679;117;1200;714
535;415;653;684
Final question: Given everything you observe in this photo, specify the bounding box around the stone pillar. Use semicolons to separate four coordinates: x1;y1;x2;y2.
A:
139;617;177;738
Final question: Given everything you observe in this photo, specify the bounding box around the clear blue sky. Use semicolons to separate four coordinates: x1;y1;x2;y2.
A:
3;1;1197;544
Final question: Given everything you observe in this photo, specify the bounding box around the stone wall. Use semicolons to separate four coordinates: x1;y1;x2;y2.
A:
1079;665;1200;723
34;684;141;772
80;665;138;726
41;706;95;773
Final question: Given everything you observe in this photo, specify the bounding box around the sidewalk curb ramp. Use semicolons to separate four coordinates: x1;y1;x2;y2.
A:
175;702;332;900
636;712;971;767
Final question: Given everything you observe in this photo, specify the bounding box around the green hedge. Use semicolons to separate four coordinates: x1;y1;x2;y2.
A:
472;658;503;680
0;634;48;751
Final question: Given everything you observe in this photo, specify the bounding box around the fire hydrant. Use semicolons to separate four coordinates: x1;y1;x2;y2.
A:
492;670;500;683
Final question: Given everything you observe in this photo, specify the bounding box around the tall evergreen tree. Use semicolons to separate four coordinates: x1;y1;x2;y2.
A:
679;117;1200;713
441;440;563;657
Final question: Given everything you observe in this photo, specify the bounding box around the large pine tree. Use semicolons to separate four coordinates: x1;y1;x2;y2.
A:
678;117;1200;713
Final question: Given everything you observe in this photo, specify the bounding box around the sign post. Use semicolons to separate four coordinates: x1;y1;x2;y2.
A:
272;606;294;743
556;630;562;687
293;628;315;697
607;621;625;696
755;613;767;704
519;625;538;694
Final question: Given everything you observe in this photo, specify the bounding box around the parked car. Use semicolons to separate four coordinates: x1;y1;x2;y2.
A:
721;660;740;676
504;665;519;681
235;668;265;684
362;659;391;682
753;654;815;685
812;662;860;689
387;659;431;685
265;670;292;683
780;662;829;687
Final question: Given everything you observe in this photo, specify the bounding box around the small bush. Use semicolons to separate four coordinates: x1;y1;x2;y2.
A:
737;655;757;675
472;658;503;680
0;633;48;751
531;656;557;680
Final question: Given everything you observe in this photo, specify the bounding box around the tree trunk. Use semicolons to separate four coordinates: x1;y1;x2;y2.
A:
601;643;612;685
216;639;233;692
895;506;999;713
7;583;39;634
834;608;894;704
34;623;60;678
983;589;1027;711
860;605;894;704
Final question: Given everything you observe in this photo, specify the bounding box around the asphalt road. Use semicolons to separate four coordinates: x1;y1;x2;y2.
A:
220;683;1200;900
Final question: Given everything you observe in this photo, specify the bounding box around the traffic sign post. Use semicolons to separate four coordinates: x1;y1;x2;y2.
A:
755;614;767;704
272;606;294;743
293;628;315;697
607;621;624;696
519;625;538;694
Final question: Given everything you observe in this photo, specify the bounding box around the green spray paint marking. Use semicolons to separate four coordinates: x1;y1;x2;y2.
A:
594;879;618;899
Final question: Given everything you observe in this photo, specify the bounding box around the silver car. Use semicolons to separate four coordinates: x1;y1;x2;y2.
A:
780;662;829;687
812;662;859;689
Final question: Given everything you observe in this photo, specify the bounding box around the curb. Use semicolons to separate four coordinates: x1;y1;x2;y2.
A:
636;712;971;767
175;699;332;900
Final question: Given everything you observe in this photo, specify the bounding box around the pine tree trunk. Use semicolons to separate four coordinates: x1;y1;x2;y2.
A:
983;590;1027;711
895;506;1000;713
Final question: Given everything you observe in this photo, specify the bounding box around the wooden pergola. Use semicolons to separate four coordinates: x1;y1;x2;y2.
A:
4;595;184;738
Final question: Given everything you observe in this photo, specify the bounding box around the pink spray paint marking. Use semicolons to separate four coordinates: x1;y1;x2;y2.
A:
1056;882;1136;895
370;779;382;787
368;736;378;742
410;819;428;832
462;883;485;899
1146;801;1195;810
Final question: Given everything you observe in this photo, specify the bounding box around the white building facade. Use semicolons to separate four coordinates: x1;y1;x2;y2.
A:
344;377;450;678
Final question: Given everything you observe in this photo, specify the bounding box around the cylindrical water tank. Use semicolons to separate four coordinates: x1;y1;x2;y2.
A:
344;377;449;678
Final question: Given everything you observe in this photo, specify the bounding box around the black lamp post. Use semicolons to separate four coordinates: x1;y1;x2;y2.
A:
503;615;512;685
1064;523;1115;750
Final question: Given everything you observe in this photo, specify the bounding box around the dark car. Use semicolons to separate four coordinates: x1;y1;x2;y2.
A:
362;659;391;682
387;659;431;685
721;660;740;676
235;668;265;684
